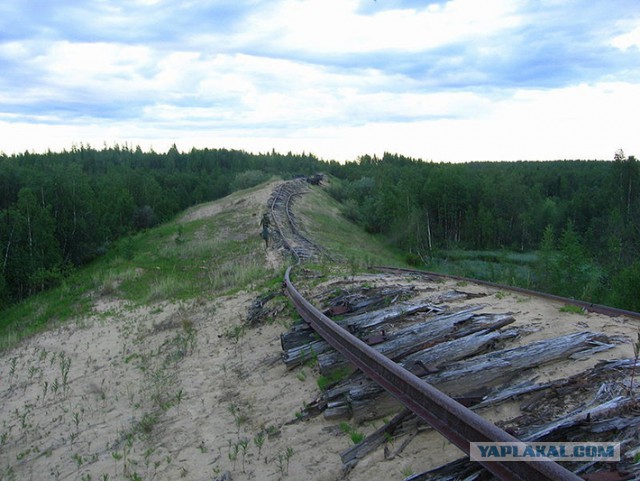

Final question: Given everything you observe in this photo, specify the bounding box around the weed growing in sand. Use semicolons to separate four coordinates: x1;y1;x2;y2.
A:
225;324;246;345
253;430;266;456
274;447;294;477
72;452;84;467
51;377;59;396
317;366;351;391
228;403;248;436
227;440;239;471
9;356;17;378
238;438;249;472
339;422;364;445
559;304;584;314
401;466;414;477
59;354;71;395
72;411;81;431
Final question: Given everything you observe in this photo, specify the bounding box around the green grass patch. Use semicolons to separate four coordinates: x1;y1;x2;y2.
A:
0;185;282;352
298;186;409;270
338;422;365;444
559;304;585;314
317;366;352;391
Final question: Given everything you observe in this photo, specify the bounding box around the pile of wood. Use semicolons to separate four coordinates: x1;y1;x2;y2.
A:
280;279;640;480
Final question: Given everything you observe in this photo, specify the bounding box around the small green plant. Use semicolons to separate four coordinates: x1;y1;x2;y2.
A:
137;412;158;436
296;369;307;382
317;366;351;391
265;425;280;439
60;355;72;394
274;447;294;477
226;324;246;344
228;440;239;471
559;304;585;314
338;422;365;445
350;431;365;444
228;403;247;435
72;411;81;430
72;452;84;467
51;377;59;396
253;430;266;455
401;466;414;477
238;438;249;472
9;357;17;378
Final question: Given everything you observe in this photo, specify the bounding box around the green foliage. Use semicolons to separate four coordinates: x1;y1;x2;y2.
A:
0;145;322;308
559;304;585;314
338;422;364;444
317;367;351;391
608;261;640;311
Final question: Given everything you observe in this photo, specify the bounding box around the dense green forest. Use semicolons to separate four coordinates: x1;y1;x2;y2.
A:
323;150;640;310
1;145;638;312
0;144;322;307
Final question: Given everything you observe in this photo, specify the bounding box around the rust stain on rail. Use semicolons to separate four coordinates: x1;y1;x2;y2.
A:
284;266;583;481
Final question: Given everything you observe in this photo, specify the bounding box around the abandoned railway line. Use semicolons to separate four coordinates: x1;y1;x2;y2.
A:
267;179;640;481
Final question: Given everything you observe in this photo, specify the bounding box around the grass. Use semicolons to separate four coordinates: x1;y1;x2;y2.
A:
424;250;536;288
0;190;281;352
317;366;352;391
297;185;409;270
559;304;585;314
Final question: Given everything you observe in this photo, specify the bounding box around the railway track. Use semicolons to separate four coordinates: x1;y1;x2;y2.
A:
268;179;326;262
284;267;583;481
268;180;638;481
375;266;640;321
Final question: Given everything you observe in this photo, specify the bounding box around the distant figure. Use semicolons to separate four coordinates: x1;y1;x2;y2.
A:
260;213;270;248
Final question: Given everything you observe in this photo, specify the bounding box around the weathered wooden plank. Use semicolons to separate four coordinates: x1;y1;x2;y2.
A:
348;332;612;422
340;408;413;465
281;339;332;369
316;306;491;375
322;326;518;405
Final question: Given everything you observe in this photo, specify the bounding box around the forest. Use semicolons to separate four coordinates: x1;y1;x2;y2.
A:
0;145;638;312
0;144;322;307
323;150;640;311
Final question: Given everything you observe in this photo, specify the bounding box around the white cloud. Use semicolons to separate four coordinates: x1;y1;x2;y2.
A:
1;0;640;161
611;23;640;51
244;0;522;54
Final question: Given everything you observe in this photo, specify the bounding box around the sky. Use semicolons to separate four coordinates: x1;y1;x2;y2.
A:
1;0;639;162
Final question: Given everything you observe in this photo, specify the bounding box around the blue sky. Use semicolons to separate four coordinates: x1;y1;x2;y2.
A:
1;0;639;162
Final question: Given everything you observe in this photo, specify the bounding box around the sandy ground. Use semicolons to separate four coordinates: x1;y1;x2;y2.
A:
1;181;639;481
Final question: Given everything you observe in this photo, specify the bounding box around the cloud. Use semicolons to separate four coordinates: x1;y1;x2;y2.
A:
1;0;640;160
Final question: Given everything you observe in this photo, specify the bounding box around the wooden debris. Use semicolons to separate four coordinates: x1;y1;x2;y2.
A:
344;332;612;422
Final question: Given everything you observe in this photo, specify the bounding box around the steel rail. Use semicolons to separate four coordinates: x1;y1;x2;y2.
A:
375;266;640;320
269;182;297;260
269;179;326;262
284;266;583;481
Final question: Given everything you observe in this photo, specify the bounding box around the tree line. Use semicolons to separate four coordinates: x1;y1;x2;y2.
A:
0;144;322;307
1;145;638;312
321;150;639;311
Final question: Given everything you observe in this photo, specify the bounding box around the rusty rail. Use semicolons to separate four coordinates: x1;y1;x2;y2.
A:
284;266;583;481
375;266;640;320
